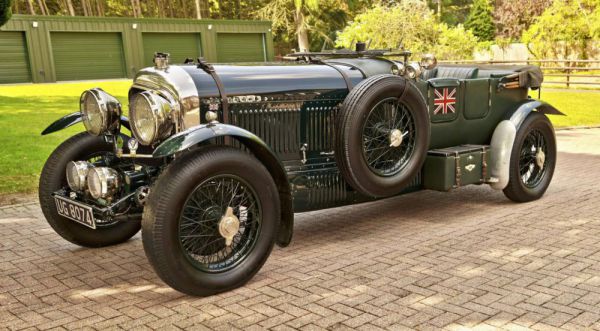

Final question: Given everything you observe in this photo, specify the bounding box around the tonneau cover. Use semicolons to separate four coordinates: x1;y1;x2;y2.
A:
440;64;543;89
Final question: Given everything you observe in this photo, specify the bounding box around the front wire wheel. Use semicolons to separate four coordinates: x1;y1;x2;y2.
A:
142;146;280;296
179;175;261;273
503;113;557;202
38;133;141;247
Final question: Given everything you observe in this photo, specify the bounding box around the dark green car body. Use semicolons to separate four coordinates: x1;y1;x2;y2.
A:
43;56;562;247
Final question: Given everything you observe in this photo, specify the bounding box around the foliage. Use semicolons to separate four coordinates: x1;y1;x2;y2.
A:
464;0;494;41
522;0;600;59
336;1;478;59
494;0;552;41
335;1;438;53
434;24;480;59
0;0;12;27
256;0;364;51
425;0;471;26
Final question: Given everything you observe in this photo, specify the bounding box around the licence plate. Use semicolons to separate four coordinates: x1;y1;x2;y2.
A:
54;195;96;229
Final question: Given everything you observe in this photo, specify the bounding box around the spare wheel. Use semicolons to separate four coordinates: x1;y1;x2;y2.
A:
335;74;430;197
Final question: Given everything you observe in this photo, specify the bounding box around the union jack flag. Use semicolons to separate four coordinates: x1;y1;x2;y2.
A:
433;88;457;115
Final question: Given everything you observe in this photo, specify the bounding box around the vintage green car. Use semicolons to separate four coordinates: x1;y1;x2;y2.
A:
39;46;562;296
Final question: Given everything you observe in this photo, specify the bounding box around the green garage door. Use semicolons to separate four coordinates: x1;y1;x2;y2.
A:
0;32;31;84
51;32;126;81
143;33;202;67
217;33;265;63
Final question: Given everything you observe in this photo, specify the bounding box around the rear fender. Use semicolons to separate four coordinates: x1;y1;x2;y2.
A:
489;100;564;190
153;124;294;247
41;112;132;135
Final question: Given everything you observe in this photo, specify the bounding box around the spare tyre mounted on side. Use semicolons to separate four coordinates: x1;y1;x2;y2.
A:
336;75;430;197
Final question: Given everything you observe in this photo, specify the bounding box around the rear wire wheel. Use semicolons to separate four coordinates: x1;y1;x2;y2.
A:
503;113;557;202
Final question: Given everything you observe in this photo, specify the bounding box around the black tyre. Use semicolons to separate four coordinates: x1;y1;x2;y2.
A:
142;146;280;296
39;133;141;247
336;74;430;197
503;113;557;202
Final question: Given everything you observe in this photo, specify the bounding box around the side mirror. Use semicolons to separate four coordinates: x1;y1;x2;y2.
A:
420;54;437;70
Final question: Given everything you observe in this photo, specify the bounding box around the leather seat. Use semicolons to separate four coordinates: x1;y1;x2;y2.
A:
421;66;479;80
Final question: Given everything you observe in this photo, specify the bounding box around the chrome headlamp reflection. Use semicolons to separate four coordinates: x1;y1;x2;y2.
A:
420;54;438;70
66;161;94;192
87;167;121;200
80;88;122;136
405;62;423;79
129;91;174;145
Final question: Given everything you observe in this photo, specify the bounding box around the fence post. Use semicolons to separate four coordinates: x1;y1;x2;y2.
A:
566;68;571;88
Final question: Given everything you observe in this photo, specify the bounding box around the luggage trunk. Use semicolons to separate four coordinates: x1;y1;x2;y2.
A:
423;145;491;191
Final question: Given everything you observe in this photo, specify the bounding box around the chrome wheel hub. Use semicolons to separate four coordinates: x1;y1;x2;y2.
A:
389;129;404;148
536;148;546;169
218;207;240;246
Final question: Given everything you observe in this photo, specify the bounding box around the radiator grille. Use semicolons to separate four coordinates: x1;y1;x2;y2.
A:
230;102;302;155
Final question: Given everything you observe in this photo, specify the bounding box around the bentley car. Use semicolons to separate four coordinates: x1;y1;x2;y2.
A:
39;44;563;296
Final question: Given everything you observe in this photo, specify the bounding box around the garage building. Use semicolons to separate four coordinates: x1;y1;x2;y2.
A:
0;15;274;84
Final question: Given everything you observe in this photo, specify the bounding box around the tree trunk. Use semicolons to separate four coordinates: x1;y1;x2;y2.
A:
26;0;36;15
42;0;49;15
97;0;104;16
81;0;88;16
36;0;47;14
194;0;201;19
65;0;75;16
130;0;137;17
294;8;310;52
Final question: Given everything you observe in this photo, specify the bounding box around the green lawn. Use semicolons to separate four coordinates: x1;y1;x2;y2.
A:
0;82;599;195
0;81;131;195
536;90;600;128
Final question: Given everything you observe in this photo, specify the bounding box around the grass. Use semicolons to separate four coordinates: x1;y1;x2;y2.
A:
536;89;600;128
1;82;599;195
0;80;131;195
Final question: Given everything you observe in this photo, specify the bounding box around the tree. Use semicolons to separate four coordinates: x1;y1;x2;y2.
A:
464;0;495;41
425;0;471;26
433;23;480;59
494;0;552;41
335;1;439;53
0;0;12;26
257;0;358;52
336;1;480;59
522;0;600;59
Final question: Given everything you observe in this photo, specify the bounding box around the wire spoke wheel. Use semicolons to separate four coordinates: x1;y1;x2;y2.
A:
519;129;548;188
179;175;262;273
361;98;416;177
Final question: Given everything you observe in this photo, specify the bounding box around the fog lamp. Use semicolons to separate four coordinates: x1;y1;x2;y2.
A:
66;161;94;192
87;167;121;200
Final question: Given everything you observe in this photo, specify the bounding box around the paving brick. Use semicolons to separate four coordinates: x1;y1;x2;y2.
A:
1;128;600;329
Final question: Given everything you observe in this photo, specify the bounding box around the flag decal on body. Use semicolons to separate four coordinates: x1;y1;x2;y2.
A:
433;87;457;115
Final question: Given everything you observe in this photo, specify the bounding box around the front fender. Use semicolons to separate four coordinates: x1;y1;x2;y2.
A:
153;124;265;158
41;112;131;135
489;100;564;190
153;123;295;247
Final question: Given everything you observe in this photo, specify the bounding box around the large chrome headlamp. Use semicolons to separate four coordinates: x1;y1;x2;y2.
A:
80;88;122;136
87;167;121;200
129;91;174;146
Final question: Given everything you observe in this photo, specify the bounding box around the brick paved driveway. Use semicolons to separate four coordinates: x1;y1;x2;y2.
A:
2;128;600;330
